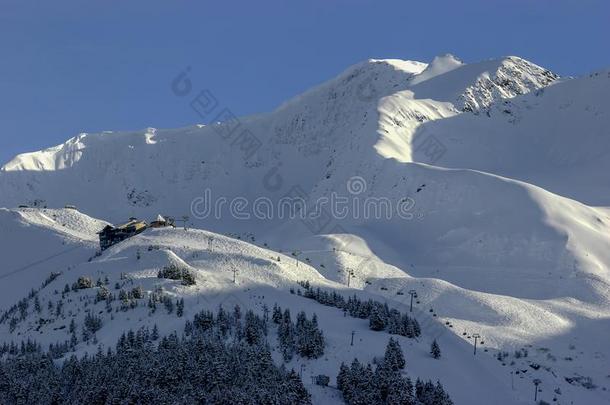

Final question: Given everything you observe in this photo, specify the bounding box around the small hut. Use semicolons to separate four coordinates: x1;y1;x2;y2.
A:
150;214;174;228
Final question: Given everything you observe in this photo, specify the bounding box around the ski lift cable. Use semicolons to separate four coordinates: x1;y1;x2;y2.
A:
0;245;83;282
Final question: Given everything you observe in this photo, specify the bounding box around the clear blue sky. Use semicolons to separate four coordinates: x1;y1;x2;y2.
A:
1;0;608;165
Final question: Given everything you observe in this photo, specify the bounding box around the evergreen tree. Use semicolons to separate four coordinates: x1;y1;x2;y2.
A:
244;310;264;345
294;311;324;359
176;298;184;317
84;313;102;334
55;300;63;318
415;378;425;402
216;306;230;336
369;304;386;331
284;369;311;404
416;380;437;404
433;381;453;405
337;356;445;405
384;338;405;370
412;318;421;337
183;320;193;337
278;312;296;362
147;296;157;313
164;297;174;314
0;307;312;404
152;324;159;341
118;289;128;303
131;286;144;299
430;339;441;359
70;332;78;349
336;362;350;392
272;304;283;324
387;309;403;335
34;296;41;314
386;373;415;405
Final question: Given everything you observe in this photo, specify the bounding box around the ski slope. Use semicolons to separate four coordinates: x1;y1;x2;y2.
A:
0;208;105;307
0;209;608;404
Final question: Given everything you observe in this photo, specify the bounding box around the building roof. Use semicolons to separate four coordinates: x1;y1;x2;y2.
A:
98;219;147;234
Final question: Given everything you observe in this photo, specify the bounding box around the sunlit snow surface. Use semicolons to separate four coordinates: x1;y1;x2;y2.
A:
1;55;610;404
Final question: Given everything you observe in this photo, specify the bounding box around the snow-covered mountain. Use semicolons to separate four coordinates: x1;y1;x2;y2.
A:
1;55;609;404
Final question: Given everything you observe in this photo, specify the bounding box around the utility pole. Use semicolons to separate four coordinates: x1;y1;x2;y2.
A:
472;333;480;355
408;289;417;312
350;330;355;346
533;379;541;402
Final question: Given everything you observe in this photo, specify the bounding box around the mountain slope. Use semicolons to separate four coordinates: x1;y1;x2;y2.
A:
0;208;105;308
1;54;610;404
384;68;610;205
1;209;608;404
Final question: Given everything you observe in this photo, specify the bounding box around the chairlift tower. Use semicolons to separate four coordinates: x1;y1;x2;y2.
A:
472;333;481;355
533;379;541;402
346;268;355;287
175;215;190;231
408;289;417;312
231;265;238;284
293;251;302;267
